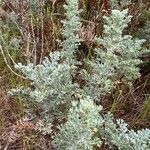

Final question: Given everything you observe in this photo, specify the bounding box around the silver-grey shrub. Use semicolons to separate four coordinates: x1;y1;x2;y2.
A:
9;0;150;149
52;96;103;150
61;0;81;64
82;9;146;100
103;113;150;150
9;0;81;123
15;51;77;114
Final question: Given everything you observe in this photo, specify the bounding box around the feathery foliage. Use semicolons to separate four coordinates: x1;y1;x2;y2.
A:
61;0;81;64
9;0;82;122
82;9;146;100
53;96;103;150
138;21;150;45
104;113;150;150
8;0;150;149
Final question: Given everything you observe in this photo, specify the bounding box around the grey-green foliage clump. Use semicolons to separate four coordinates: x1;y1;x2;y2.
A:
12;51;78;120
61;0;81;64
10;51;78;131
98;9;145;82
81;59;114;99
82;9;146;100
9;0;150;149
8;0;82;134
103;113;150;150
138;21;150;45
54;100;150;150
9;0;82;122
53;96;103;150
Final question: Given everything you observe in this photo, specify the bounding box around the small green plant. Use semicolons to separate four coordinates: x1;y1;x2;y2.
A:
10;51;78;123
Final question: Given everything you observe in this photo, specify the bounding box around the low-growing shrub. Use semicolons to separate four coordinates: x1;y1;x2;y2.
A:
9;0;150;149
